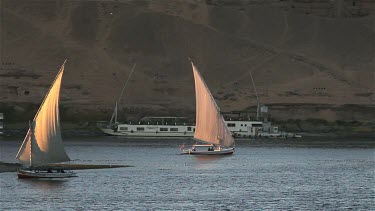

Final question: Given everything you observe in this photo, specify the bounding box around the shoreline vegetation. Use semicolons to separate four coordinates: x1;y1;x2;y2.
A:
0;162;133;173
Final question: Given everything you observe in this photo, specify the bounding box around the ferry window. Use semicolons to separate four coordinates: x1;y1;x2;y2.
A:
245;124;247;126
241;124;243;127
170;128;178;132
227;123;236;127
187;127;192;131
136;127;145;131
160;128;168;131
119;127;128;131
193;128;195;132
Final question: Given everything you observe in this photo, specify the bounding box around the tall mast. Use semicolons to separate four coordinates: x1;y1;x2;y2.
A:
249;71;260;120
29;121;34;167
109;63;136;124
109;101;117;125
114;102;118;124
29;131;32;168
217;110;221;145
118;63;136;105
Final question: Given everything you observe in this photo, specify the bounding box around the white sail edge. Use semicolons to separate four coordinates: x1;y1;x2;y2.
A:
192;137;216;145
32;60;66;122
15;128;31;159
190;62;221;113
219;114;235;147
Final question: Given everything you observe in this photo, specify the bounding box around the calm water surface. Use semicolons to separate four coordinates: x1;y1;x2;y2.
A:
0;137;374;210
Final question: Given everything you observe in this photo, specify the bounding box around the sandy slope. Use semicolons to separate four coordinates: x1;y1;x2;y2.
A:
0;0;374;123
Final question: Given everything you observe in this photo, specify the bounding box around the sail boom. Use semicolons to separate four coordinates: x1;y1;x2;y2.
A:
193;137;216;145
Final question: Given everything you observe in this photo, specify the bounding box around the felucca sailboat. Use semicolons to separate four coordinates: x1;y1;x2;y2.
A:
16;60;76;178
182;61;235;155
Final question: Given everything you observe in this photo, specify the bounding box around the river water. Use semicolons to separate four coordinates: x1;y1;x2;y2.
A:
0;136;374;210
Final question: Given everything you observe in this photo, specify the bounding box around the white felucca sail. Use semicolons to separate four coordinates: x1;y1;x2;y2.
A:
16;61;70;168
191;62;234;147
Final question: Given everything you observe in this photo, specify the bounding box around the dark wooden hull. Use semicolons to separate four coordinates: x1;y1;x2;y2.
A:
17;169;77;179
183;148;235;155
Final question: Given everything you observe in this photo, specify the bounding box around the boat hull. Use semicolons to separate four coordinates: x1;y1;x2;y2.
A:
100;128;194;138
183;148;234;155
17;169;77;179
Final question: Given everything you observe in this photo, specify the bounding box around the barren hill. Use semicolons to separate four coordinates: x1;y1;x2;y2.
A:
0;0;374;133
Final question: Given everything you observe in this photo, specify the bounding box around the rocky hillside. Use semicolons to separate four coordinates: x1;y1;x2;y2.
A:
0;0;374;133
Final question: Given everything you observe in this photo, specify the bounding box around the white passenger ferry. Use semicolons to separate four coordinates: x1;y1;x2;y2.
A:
97;116;287;138
97;117;195;138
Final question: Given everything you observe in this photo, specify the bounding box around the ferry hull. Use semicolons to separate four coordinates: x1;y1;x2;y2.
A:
100;128;194;138
97;121;301;139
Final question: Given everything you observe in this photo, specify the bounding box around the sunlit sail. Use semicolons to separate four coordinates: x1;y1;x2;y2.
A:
182;60;234;155
16;60;76;178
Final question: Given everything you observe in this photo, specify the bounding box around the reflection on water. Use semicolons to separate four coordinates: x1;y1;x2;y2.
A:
193;155;227;162
0;137;374;210
193;155;229;170
20;179;68;190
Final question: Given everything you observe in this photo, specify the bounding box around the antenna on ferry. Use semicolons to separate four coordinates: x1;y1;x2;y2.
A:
249;71;260;120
